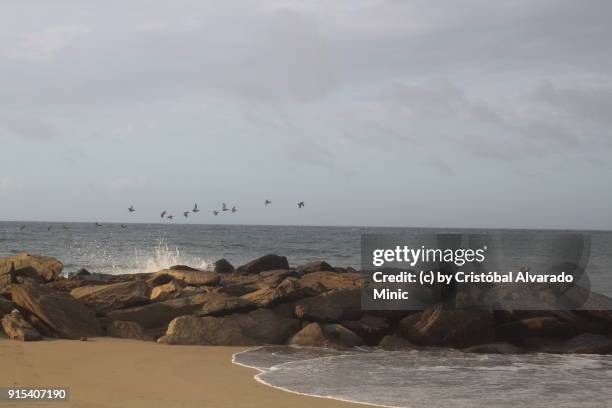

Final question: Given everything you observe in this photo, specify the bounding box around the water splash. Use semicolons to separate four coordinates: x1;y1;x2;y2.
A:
125;237;211;274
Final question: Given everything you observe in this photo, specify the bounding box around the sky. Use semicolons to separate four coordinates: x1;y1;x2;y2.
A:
0;0;611;229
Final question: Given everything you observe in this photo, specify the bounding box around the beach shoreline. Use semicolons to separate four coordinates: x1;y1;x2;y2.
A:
0;337;364;408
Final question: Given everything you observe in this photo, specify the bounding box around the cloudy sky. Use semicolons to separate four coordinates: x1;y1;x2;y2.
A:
1;0;611;229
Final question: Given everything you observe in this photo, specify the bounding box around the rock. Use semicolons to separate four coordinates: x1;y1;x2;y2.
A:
0;297;15;317
293;288;362;322
1;310;42;341
211;259;235;274
106;320;153;341
296;261;335;274
150;280;184;302
28;314;56;338
299;271;361;291
521;334;612;354
400;306;495;348
70;280;149;313
378;334;418;350
462;342;524;354
496;316;578;340
75;268;91;276
289;322;363;348
11;282;102;339
342;315;390;345
107;293;220;331
236;254;290;275
80;337;88;341
158;308;299;346
149;269;220;286
195;293;256;317
0;253;63;282
241;277;318;307
169;265;200;271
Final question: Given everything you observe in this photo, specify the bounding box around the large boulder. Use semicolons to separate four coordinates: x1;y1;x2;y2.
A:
106;320;153;341
158;308;299;346
70;280;148;313
288;322;363;348
195;293;256;317
241;277;319;307
296;261;335;274
236;254;290;275
0;297;15;317
293;288;362;322
496;316;578;340
11;283;102;339
299;271;361;291
149;269;220;287
400;306;495;348
149;280;184;302
1;310;42;341
342;315;390;345
378;334;418;350
210;259;235;274
0;253;63;282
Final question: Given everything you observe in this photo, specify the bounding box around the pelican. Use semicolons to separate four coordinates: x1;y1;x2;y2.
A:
128;205;135;213
161;211;167;218
167;214;174;220
192;203;200;213
297;201;305;208
231;206;238;213
222;202;229;212
121;224;127;229
95;222;103;227
213;210;219;216
47;226;52;231
265;199;271;206
183;211;190;218
19;225;26;231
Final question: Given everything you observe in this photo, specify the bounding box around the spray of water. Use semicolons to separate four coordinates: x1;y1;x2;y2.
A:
127;237;211;274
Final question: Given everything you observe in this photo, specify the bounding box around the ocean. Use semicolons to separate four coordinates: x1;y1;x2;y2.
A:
2;221;611;407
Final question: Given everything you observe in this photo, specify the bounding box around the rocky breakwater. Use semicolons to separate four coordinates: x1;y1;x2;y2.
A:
1;252;611;354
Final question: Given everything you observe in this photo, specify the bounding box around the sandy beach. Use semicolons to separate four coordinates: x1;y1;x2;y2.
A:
0;337;362;408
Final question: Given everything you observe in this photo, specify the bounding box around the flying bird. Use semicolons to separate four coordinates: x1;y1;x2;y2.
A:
183;211;190;218
166;214;174;220
19;225;26;231
62;225;69;230
161;211;167;218
297;201;305;208
231;206;238;213
121;224;127;229
265;199;271;206
47;226;52;231
128;205;135;213
213;210;219;216
192;203;200;213
95;222;103;227
222;202;229;212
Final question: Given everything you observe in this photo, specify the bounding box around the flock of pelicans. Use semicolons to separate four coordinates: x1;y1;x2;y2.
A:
18;200;306;231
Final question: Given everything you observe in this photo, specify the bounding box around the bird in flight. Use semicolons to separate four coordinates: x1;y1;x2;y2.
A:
231;206;238;213
167;214;174;220
222;202;229;212
297;201;305;208
160;211;167;218
121;224;127;229
265;199;271;206
62;225;69;230
95;222;103;227
128;205;135;213
19;225;26;231
183;211;190;218
213;210;219;216
192;203;200;213
47;226;52;231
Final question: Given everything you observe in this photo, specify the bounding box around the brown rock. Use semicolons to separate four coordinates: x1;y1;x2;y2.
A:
150;280;184;302
11;282;102;339
236;254;290;275
299;271;361;291
0;253;63;282
289;322;363;348
195;293;256;317
70;280;149;313
462;342;524;354
149;269;220;286
378;334;418;350
211;259;235;274
158;308;299;346
241;277;318;307
342;315;390;345
1;310;42;341
521;333;612;354
0;297;15;317
296;261;335;274
106;320;153;341
400;306;495;348
496;316;577;340
293;288;361;322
